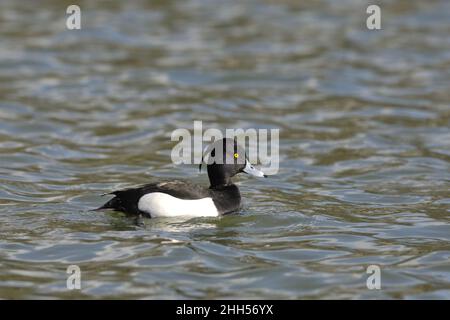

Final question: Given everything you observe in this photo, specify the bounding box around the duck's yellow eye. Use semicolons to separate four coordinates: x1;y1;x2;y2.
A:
234;153;239;159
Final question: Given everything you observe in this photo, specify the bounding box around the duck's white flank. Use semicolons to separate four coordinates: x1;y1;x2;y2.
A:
137;192;219;218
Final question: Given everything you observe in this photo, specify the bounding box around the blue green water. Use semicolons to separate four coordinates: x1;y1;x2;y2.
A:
0;0;449;299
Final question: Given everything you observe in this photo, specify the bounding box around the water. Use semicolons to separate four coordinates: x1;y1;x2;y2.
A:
1;0;449;299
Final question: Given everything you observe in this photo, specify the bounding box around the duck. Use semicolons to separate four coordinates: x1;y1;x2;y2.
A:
96;138;266;218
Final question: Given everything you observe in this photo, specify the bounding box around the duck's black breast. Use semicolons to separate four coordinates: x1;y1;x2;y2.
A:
210;184;241;215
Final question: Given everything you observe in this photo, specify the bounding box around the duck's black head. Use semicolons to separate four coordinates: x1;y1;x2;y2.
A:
200;138;266;188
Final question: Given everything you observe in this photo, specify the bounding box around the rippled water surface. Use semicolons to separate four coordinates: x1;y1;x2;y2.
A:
1;0;449;299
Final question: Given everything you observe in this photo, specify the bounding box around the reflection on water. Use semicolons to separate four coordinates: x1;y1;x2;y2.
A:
0;0;449;299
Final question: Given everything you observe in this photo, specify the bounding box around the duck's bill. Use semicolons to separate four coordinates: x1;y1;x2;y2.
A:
243;161;267;178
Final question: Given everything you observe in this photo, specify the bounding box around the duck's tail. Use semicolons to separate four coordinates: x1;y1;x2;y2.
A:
92;190;125;211
92;189;142;216
93;196;121;211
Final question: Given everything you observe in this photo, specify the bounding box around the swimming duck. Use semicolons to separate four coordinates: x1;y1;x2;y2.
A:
96;138;266;218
